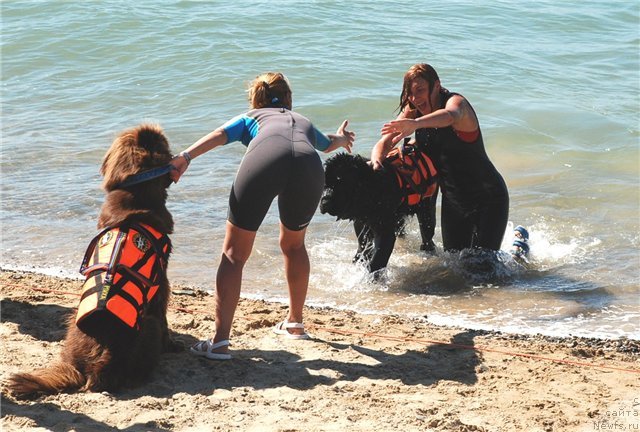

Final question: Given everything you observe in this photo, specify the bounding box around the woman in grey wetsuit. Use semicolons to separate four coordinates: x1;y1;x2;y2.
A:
171;72;354;359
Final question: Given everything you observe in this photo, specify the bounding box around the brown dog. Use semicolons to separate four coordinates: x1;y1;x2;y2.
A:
6;124;182;399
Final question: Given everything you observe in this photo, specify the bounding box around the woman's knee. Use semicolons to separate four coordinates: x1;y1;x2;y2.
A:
221;247;251;267
221;222;256;265
279;226;307;255
280;238;306;256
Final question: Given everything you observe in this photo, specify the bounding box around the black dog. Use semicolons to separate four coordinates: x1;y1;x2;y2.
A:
320;146;438;274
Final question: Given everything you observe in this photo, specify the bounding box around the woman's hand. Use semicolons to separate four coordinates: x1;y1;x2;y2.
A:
380;119;418;145
327;120;355;153
337;120;355;153
169;153;190;183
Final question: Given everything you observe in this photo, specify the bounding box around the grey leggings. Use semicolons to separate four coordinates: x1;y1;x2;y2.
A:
228;135;324;232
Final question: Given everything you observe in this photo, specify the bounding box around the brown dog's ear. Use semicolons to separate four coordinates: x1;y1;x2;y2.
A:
100;124;171;191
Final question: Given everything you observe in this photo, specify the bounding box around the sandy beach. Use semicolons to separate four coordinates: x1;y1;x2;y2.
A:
1;269;638;431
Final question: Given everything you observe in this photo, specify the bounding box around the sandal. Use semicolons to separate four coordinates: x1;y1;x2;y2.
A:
189;339;232;360
273;320;310;340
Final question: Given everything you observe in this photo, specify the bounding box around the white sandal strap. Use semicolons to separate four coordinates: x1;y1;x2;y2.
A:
283;322;304;329
208;339;230;350
193;339;229;352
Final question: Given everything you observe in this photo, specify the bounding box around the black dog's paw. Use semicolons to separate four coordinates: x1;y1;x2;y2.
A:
420;240;437;255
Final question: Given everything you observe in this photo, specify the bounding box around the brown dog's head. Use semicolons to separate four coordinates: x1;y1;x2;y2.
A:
98;123;175;232
101;123;173;192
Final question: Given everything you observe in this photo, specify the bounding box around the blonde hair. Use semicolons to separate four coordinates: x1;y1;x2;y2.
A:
248;72;292;110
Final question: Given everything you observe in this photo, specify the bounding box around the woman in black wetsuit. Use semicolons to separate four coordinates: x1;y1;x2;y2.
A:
372;63;508;253
170;72;354;359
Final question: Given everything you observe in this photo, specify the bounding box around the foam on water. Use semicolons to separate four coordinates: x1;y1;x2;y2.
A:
1;263;81;281
304;218;639;339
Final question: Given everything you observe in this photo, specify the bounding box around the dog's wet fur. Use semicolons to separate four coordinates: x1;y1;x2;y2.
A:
5;124;183;399
320;152;435;274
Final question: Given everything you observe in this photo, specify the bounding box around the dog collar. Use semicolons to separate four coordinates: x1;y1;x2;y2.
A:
115;164;176;189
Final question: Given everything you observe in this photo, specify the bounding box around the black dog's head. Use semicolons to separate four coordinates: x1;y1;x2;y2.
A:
321;152;400;223
321;153;370;220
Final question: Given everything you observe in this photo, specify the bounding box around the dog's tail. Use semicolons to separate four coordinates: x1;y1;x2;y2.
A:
5;363;86;399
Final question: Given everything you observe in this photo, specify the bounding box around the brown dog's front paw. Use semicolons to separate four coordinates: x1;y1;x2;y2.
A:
165;337;185;353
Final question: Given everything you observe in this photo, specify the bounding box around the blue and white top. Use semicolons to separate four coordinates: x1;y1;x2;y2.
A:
221;108;331;151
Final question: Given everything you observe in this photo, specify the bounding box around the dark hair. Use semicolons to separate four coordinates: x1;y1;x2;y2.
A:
398;63;440;113
248;72;292;110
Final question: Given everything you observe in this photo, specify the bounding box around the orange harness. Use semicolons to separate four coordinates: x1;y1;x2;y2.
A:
384;143;438;206
75;222;170;336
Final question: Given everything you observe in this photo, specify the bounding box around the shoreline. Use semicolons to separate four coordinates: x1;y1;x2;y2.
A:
2;269;639;431
4;264;636;342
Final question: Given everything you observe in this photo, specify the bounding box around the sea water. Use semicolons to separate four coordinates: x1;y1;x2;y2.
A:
2;1;638;339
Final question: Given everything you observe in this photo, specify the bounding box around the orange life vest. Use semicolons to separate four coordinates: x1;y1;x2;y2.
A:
384;143;438;206
75;222;170;336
